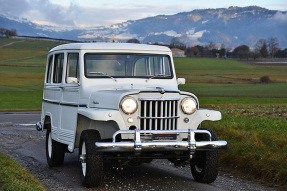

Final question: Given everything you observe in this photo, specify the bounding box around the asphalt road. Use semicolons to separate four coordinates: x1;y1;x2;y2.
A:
0;111;277;191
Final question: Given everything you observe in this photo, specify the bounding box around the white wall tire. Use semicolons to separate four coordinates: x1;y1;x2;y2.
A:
45;125;66;167
79;130;103;188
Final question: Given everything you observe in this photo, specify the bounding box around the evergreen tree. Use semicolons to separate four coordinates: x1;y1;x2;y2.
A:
260;42;268;58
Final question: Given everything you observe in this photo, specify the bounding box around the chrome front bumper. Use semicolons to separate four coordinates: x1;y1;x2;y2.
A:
95;129;227;155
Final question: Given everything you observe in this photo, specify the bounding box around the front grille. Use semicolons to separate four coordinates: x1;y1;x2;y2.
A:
139;99;179;130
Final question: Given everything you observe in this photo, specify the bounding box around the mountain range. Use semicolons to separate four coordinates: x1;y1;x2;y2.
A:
1;6;287;48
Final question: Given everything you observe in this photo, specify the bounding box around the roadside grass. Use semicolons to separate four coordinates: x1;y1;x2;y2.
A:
201;104;287;186
0;152;45;190
0;92;43;111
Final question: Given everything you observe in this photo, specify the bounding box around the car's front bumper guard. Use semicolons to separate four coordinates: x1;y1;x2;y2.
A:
95;129;227;155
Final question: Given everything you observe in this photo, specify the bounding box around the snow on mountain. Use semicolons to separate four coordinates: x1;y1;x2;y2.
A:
0;6;286;48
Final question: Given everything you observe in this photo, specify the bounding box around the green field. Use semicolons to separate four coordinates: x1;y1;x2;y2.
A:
0;38;287;186
1;39;287;110
0;38;64;110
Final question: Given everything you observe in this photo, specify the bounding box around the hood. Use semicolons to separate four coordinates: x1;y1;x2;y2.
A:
88;88;181;110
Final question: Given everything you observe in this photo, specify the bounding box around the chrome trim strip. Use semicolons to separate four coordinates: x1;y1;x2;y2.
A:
138;97;180;101
43;99;87;107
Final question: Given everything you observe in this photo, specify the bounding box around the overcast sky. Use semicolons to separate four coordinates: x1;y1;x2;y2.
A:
0;0;286;27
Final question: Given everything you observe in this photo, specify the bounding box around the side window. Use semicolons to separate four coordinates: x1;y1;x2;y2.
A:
46;55;53;83
53;53;64;83
66;53;79;84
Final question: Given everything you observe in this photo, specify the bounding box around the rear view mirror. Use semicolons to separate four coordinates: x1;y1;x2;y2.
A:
67;77;78;84
177;78;186;85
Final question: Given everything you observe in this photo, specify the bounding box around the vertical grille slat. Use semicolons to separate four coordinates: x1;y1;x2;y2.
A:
140;99;178;131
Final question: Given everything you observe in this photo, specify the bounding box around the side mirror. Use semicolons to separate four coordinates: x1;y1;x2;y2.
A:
177;78;186;85
67;77;78;84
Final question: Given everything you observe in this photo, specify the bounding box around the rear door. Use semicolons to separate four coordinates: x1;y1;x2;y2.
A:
59;52;80;150
43;52;64;140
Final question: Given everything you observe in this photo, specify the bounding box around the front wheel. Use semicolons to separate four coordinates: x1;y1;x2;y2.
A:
190;128;220;183
79;130;103;187
46;125;66;167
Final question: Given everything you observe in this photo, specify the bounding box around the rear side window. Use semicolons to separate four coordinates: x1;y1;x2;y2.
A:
53;53;64;83
66;53;79;83
46;55;53;83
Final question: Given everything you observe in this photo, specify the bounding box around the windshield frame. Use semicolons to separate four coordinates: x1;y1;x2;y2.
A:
84;53;174;79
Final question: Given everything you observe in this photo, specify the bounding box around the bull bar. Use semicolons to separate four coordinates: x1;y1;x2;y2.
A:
95;129;227;155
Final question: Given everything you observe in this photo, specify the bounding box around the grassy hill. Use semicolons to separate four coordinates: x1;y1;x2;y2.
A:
0;38;64;110
1;38;287;110
174;57;287;104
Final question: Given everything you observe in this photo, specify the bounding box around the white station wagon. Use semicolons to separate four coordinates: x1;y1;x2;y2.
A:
36;43;227;187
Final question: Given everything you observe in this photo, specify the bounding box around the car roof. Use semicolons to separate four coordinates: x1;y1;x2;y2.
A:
49;42;171;53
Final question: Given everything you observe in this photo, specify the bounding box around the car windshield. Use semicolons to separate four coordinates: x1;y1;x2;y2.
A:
84;54;172;79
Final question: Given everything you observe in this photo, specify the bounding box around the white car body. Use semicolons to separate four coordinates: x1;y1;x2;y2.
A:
37;43;227;187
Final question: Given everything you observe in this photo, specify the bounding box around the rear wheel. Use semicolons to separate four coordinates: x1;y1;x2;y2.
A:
46;125;65;167
79;130;103;187
190;128;220;183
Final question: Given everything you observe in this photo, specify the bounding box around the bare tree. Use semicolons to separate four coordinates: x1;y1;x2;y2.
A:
208;41;216;50
0;28;6;37
254;39;266;53
0;28;17;38
267;37;279;58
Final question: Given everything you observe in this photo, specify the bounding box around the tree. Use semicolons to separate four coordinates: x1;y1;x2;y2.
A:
185;46;200;57
274;48;287;58
267;37;279;58
0;28;17;38
207;41;216;50
260;42;268;58
170;37;186;50
126;39;140;43
254;39;266;54
233;45;250;60
0;28;6;37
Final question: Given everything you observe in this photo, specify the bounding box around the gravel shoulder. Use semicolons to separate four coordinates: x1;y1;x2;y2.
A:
0;111;279;191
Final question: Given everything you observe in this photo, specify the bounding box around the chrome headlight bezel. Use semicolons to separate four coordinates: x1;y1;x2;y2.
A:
181;97;197;115
120;97;138;114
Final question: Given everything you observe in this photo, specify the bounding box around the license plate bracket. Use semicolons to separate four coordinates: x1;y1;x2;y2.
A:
152;134;177;141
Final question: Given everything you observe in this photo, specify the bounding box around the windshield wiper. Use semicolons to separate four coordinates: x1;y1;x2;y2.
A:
146;74;168;82
88;72;117;82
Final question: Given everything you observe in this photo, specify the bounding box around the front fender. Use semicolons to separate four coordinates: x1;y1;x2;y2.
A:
77;108;126;129
190;109;222;128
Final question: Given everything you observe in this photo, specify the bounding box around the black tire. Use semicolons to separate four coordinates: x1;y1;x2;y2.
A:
46;125;65;167
190;128;220;183
144;158;153;163
79;130;103;188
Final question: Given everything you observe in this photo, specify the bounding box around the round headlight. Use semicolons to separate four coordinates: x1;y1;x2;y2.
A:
181;97;197;114
121;97;138;114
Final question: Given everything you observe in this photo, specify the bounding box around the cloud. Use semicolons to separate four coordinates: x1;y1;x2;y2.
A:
272;11;287;22
0;0;206;27
0;0;30;16
0;0;80;26
73;4;201;27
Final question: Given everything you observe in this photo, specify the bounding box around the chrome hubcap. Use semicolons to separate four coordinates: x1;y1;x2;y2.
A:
81;142;87;176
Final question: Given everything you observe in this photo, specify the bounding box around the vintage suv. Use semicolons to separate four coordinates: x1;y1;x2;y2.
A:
36;43;227;187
